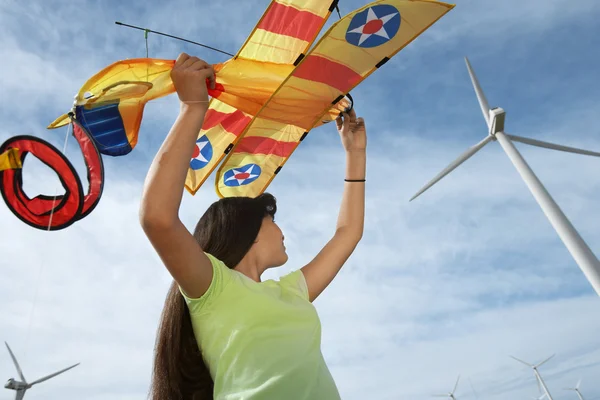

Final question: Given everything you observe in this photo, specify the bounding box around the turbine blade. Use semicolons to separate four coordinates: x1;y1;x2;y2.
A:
28;362;79;385
507;134;600;157
509;355;533;367
453;375;461;393
4;342;26;383
465;57;491;128
536;354;555;368
410;135;493;201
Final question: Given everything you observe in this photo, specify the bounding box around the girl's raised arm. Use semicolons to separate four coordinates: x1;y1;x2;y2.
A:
139;53;216;299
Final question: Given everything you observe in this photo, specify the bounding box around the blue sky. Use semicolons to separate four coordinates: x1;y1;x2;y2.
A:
1;0;600;399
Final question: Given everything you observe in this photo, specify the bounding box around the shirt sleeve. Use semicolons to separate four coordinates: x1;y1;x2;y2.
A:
178;252;233;314
278;269;309;301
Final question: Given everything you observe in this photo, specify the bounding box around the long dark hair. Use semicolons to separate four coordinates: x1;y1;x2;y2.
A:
148;193;277;400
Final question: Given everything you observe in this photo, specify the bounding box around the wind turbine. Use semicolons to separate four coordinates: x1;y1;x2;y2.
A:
410;56;600;296
511;354;555;400
564;379;586;400
4;341;79;400
433;374;461;399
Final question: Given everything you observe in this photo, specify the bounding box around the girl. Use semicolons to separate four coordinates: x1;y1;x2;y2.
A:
140;53;366;399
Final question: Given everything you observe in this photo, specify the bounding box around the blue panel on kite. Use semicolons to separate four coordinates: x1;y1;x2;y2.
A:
75;103;132;156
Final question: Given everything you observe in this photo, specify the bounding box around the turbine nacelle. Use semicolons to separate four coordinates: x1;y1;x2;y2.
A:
432;374;460;399
489;107;505;135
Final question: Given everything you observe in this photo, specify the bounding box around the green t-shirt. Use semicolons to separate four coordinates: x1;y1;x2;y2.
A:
179;253;341;400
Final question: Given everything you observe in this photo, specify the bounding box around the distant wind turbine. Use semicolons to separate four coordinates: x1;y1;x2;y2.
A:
4;341;79;400
564;379;586;400
511;354;555;400
410;56;600;297
433;374;461;399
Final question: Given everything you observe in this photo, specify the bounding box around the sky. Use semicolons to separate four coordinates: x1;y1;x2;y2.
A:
1;0;600;399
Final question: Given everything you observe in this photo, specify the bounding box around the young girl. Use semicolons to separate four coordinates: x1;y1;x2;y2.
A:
140;53;367;399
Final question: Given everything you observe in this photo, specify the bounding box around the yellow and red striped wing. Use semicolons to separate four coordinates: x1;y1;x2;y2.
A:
184;99;252;195
236;0;336;64
215;0;454;198
184;0;335;195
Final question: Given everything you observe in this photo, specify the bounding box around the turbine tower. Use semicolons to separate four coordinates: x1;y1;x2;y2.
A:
433;374;461;399
564;379;585;400
511;354;555;400
410;57;600;296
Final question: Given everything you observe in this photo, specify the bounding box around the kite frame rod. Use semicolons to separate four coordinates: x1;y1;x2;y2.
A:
115;21;235;57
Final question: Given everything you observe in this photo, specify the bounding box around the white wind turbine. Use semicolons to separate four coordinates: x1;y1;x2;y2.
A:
410;57;600;296
564;379;586;400
511;354;555;400
433;374;461;399
4;341;79;400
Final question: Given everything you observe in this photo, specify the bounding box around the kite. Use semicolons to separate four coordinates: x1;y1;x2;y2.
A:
0;0;454;230
47;0;454;198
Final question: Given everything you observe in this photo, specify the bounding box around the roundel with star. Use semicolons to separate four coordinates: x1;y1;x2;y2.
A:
190;135;213;170
345;4;401;48
223;163;261;186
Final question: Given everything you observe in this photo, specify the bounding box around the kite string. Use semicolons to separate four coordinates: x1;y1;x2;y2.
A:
145;29;149;81
22;124;71;361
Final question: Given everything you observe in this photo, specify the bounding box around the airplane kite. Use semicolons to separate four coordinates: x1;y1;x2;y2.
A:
0;0;454;230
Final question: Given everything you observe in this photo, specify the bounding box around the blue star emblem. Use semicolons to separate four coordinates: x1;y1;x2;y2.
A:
223;164;261;186
190;135;213;170
346;5;401;48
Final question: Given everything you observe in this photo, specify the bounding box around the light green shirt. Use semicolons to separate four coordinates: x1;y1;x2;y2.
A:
180;253;341;400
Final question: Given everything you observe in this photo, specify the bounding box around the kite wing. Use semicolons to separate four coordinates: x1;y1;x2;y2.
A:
214;0;454;198
235;0;337;64
48;58;175;156
184;0;336;195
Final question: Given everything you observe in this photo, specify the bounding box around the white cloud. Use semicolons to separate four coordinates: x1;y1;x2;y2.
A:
1;0;599;399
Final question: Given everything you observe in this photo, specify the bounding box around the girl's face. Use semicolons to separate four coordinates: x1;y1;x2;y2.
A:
255;215;288;268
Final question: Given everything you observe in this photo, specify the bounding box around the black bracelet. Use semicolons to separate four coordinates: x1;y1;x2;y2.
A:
345;179;366;182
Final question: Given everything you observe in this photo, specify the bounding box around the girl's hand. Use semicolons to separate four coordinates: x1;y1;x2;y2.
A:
170;53;216;111
336;109;367;153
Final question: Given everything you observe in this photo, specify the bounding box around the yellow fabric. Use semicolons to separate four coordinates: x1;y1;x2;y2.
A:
215;119;305;198
47;58;175;149
0;148;22;171
180;253;341;399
